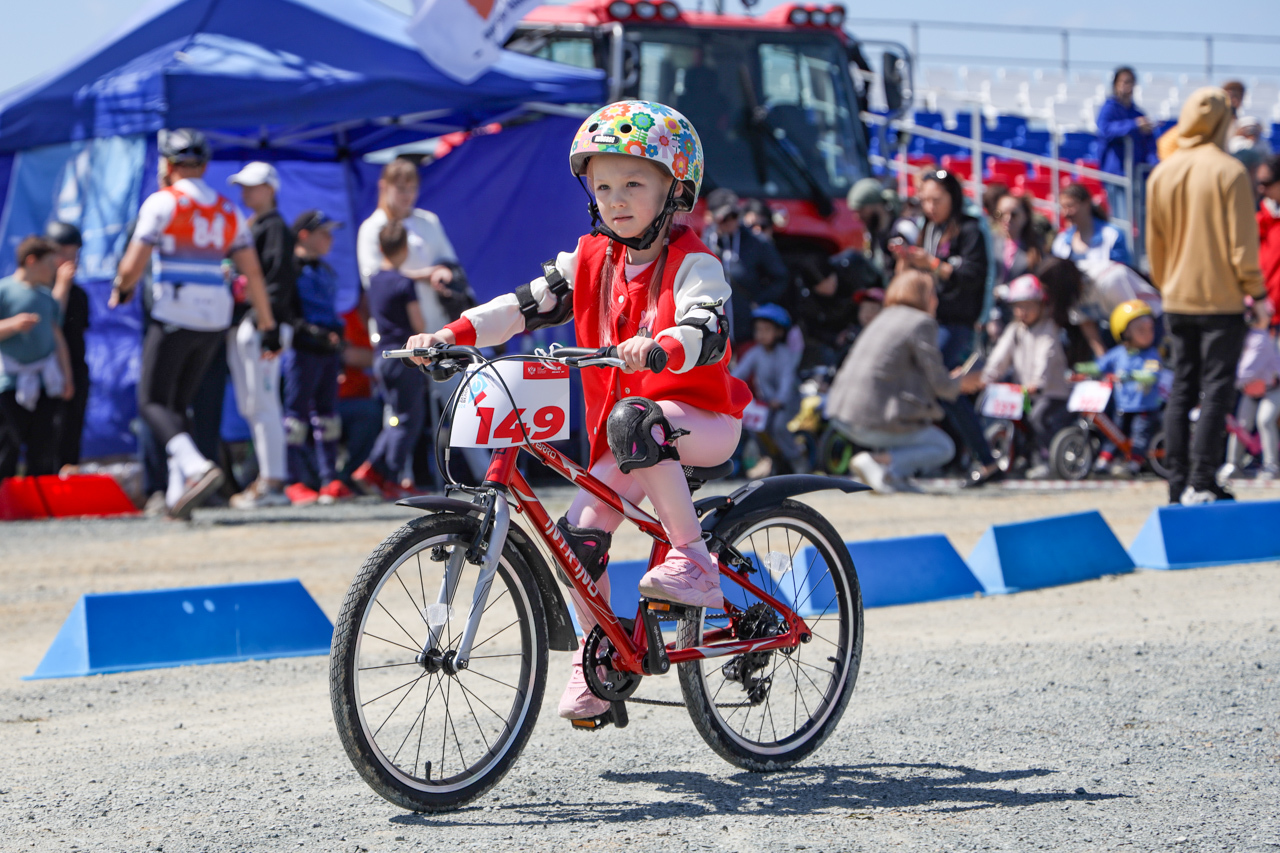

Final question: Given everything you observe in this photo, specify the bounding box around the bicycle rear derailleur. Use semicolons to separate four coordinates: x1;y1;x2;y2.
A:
722;603;783;705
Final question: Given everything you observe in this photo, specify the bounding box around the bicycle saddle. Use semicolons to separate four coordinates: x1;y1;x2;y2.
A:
683;461;735;484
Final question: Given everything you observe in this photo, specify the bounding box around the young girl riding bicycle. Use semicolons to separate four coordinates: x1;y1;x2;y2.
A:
406;101;751;721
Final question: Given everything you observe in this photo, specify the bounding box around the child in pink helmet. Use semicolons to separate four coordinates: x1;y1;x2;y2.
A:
406;101;751;720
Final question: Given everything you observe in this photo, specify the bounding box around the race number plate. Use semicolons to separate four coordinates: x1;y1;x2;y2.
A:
980;383;1025;420
741;400;770;433
1068;380;1112;413
451;360;571;448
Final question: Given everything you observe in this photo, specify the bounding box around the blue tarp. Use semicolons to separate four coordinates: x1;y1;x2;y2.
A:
0;0;603;159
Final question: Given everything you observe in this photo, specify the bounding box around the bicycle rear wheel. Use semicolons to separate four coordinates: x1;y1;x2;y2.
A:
330;513;547;812
676;499;862;770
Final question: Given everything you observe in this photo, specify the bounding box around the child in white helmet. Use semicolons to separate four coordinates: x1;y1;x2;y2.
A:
406;101;750;721
978;273;1071;478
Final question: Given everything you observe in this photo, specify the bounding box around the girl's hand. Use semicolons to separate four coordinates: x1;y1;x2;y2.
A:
406;328;455;366
616;335;659;373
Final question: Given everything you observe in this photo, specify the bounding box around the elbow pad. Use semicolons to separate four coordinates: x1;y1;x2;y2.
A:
514;259;573;332
679;304;730;367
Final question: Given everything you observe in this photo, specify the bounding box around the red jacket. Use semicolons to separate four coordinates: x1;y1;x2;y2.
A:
1259;203;1280;323
572;229;751;464
448;227;751;465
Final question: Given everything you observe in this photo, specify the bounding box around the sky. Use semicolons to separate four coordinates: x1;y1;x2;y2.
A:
2;0;1276;99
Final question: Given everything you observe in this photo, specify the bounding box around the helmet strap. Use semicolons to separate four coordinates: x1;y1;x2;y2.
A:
578;177;680;252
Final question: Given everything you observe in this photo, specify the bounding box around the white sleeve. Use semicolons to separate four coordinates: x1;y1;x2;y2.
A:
228;208;253;253
356;217;382;289
133;192;177;245
415;209;458;264
460;248;578;347
653;252;731;374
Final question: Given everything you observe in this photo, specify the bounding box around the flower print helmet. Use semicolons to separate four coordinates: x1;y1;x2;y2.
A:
569;100;704;249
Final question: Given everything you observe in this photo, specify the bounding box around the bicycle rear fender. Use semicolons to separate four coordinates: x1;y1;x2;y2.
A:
697;474;870;534
396;496;579;652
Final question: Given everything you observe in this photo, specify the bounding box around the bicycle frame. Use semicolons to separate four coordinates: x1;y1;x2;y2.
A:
473;443;814;677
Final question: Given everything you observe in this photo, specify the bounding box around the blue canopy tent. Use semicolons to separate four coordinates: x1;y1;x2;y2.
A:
0;0;602;458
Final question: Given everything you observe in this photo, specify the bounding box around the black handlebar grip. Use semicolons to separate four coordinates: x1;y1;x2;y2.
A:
646;345;668;374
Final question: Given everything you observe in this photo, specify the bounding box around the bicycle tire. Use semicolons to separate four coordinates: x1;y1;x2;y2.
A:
330;513;547;812
1049;426;1094;481
676;499;863;771
817;423;857;476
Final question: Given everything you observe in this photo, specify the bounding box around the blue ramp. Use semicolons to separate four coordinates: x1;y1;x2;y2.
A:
28;580;333;679
967;511;1134;593
1129;500;1280;570
847;535;985;606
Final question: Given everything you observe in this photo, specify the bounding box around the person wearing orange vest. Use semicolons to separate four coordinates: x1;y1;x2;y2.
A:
111;129;279;520
406;101;750;722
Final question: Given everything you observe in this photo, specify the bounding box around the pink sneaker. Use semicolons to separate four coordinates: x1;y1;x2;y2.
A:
637;546;723;608
558;644;611;720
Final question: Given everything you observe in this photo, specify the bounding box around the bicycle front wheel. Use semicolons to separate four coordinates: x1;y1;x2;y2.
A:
330;513;547;812
677;499;862;770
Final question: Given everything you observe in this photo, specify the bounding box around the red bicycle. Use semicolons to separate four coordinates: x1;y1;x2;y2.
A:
329;344;866;812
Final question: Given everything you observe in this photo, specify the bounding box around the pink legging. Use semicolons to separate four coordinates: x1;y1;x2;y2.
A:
566;400;741;633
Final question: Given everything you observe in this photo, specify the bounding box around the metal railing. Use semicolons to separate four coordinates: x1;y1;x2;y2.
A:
861;110;1148;264
844;18;1280;79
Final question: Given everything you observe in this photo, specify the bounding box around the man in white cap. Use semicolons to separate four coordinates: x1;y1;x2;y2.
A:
225;161;299;508
1228;116;1273;174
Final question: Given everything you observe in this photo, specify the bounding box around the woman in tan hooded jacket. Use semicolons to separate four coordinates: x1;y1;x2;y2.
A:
1146;86;1270;505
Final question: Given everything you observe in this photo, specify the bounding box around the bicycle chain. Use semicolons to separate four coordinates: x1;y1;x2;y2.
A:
625;608;755;710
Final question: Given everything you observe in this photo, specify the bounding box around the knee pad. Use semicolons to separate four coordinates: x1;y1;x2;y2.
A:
606;397;688;474
284;416;308;447
314;414;342;442
554;517;612;586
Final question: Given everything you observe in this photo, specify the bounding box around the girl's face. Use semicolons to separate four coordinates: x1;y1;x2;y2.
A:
996;196;1024;238
587;154;674;240
1011;300;1043;326
919;180;952;225
380;179;418;220
1126;315;1156;348
1059;193;1087;225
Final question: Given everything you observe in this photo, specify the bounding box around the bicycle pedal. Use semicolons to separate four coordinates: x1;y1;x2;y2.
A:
568;701;628;731
639;600;671;675
643;600;693;621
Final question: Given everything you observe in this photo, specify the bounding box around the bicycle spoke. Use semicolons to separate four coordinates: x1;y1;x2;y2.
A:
445;676;468;772
362;632;422;656
417;551;428;612
363;671;424;710
465;667;521;692
376;598;423;650
390;675;433;765
455;677;492;754
373;672;429;737
456;676;515;734
394;569;429;628
358;660;421;671
467;618;520;655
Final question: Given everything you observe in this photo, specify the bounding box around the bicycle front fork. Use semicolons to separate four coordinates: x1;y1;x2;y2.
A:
422;492;511;671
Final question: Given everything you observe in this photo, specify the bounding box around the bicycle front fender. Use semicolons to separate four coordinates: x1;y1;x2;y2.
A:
699;474;870;535
395;495;579;652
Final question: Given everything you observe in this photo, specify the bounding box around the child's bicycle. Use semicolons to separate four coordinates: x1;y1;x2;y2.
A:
978;382;1035;474
329;343;867;813
1048;376;1171;481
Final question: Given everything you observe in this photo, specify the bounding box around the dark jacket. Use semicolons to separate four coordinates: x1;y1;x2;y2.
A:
251;208;300;325
826;304;961;433
921;215;988;327
703;223;790;343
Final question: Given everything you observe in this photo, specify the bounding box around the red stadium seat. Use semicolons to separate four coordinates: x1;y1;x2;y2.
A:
940;155;973;180
987;158;1028;185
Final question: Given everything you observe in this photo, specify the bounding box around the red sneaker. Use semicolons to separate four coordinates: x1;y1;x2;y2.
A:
284;483;320;506
317;479;355;504
350;461;387;495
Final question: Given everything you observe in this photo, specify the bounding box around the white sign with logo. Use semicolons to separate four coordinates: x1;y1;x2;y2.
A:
980;383;1025;420
741;400;770;433
1068;380;1113;413
451;360;571;448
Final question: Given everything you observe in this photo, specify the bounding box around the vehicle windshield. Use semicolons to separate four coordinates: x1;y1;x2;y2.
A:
629;27;868;200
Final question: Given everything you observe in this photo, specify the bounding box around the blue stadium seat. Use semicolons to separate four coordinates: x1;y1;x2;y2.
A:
1059;132;1099;162
1016;130;1052;157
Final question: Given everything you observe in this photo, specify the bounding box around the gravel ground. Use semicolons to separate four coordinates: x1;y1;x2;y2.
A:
1;482;1277;852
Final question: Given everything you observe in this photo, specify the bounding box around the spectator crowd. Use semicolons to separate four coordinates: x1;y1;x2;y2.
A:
1;70;1277;513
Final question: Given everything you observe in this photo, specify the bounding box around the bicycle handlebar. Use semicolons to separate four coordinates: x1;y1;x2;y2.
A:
380;343;668;375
